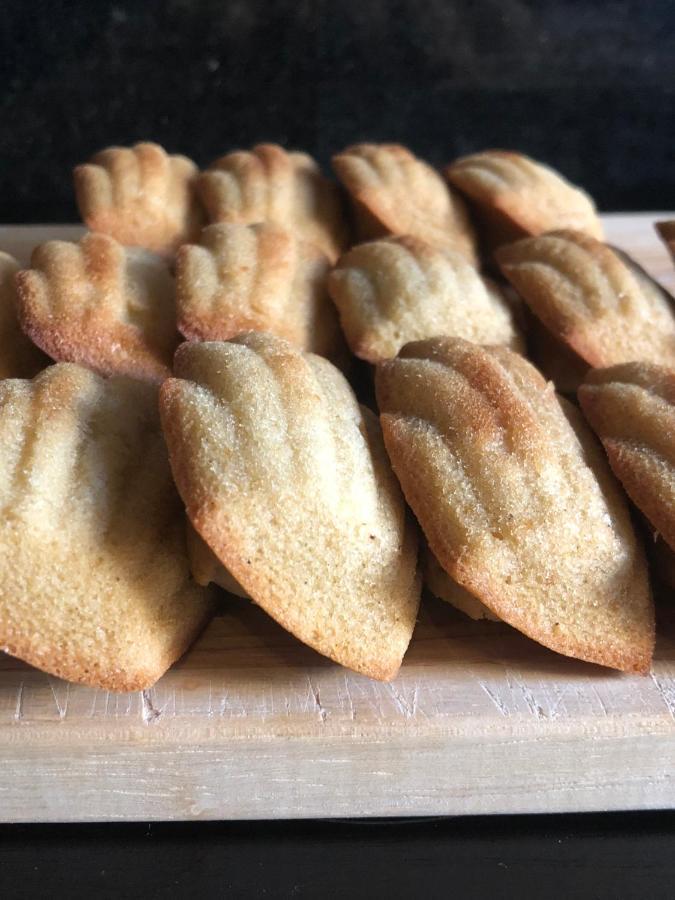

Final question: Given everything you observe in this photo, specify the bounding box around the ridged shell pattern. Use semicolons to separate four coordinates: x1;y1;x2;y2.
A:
160;332;420;681
328;235;522;362
579;362;675;552
376;337;653;673
445;151;603;240
176;222;344;362
0;363;212;690
73;141;203;255
197;143;347;261
15;232;178;382
332;143;477;261
497;230;675;369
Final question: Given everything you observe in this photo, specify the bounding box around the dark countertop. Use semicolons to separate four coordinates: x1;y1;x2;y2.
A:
1;813;675;898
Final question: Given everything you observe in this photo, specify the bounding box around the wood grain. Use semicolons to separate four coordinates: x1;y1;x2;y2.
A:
0;215;673;823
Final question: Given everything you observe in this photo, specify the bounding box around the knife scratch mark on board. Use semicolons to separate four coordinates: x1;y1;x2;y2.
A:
306;676;328;723
387;683;417;719
591;686;610;717
342;675;356;721
13;681;24;721
650;671;675;720
140;689;163;724
506;672;546;719
47;678;69;720
479;682;510;717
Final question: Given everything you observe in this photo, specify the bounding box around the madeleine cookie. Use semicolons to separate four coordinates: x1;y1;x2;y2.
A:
578;363;675;552
74;142;203;256
0;253;47;378
423;546;499;621
332;143;477;262
376;337;654;673
656;220;675;262
176;222;346;364
197;144;347;261
160;333;420;681
186;523;248;597
497;230;675;370
0;364;214;691
527;315;589;395
15;232;179;382
445;151;602;250
327;235;522;363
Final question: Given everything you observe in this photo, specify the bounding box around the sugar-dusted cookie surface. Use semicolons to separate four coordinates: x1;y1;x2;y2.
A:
578;362;675;553
656;220;675;263
186;522;248;597
332;143;477;262
0;253;47;378
376;337;654;674
15;232;179;383
160;333;421;681
0;363;214;691
445;150;602;250
526;314;589;395
328;235;522;363
176;222;346;364
423;545;499;621
197;144;347;262
74;142;203;256
497;230;675;370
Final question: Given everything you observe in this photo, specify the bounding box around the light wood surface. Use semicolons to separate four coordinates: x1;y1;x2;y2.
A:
0;215;673;823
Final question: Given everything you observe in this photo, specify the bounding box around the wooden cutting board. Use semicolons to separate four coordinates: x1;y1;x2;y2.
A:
0;214;673;824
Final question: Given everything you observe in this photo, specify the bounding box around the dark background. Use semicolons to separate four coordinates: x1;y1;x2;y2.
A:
2;814;675;899
2;0;675;222
2;1;675;894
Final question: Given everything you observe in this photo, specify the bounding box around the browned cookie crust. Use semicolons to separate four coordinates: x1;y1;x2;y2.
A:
0;364;214;690
376;336;654;674
579;362;675;553
160;333;421;681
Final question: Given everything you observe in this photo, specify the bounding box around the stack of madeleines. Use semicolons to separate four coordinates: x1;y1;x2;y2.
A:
0;140;672;691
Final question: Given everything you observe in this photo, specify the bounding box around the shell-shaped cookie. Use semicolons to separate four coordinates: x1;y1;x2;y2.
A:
656;220;675;263
0;253;47;378
327;235;523;363
175;222;346;364
186;523;248;597
197;143;347;262
74;142;203;256
0;363;214;691
578;362;675;553
445;151;602;250
159;332;421;681
527;315;589;395
497;230;675;370
15;232;179;383
423;545;499;621
332;143;477;262
376;337;654;674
